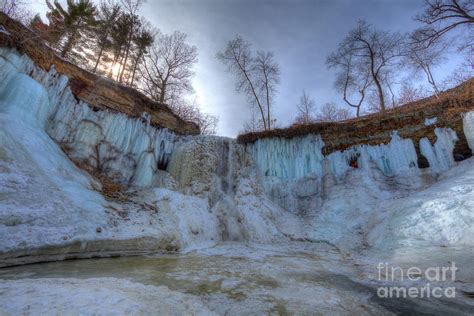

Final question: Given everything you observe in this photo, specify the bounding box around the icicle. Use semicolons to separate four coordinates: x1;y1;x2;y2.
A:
0;47;179;187
0;73;51;128
420;128;458;172
463;111;474;151
248;134;325;179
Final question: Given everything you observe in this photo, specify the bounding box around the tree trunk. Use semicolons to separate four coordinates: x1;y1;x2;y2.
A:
119;21;135;83
237;66;266;129
368;49;385;112
130;51;143;87
116;52;126;81
263;71;271;129
61;29;77;58
108;47;121;78
425;65;440;99
159;83;166;104
93;45;105;73
374;77;385;112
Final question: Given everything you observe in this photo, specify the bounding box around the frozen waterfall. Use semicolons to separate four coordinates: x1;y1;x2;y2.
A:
0;47;179;187
247;131;427;182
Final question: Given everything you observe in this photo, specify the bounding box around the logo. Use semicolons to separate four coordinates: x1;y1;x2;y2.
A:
376;262;457;298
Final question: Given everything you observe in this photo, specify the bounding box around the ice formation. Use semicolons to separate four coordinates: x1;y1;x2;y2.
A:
247;131;422;183
247;134;325;179
420;128;458;172
245;129;460;216
464;110;474;151
0;47;178;187
424;116;437;126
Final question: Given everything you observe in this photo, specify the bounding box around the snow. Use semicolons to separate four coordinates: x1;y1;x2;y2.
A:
424;117;437;126
0;278;215;315
368;157;474;251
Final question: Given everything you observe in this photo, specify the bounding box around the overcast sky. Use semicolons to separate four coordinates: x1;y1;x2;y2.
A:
30;0;467;137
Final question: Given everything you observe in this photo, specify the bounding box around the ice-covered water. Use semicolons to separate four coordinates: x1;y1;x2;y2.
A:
1;243;473;315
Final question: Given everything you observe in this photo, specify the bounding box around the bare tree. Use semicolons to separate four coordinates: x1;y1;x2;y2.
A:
167;97;218;135
254;51;280;129
315;102;351;122
396;83;428;106
242;112;266;133
442;60;474;88
402;30;447;97
327;20;404;113
217;35;280;130
415;0;473;49
197;113;219;135
294;90;316;124
328;50;371;117
1;0;32;23
141;31;198;104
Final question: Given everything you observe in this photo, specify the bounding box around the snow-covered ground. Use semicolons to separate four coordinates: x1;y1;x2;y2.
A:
0;278;215;315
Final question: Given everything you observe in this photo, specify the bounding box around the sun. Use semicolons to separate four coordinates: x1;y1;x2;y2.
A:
111;63;121;77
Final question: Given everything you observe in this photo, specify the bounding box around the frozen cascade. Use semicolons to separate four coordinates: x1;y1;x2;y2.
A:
0;52;109;252
0;72;52;127
464;110;474;151
0;47;178;187
248;132;424;214
248;134;325;179
0;49;226;253
248;131;420;182
420;128;458;173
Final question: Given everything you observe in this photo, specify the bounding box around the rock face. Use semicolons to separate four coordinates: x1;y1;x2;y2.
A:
0;12;199;135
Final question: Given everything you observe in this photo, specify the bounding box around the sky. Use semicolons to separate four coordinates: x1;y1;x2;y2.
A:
29;0;468;137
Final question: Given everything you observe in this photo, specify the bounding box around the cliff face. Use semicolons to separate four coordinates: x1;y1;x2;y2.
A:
0;13;199;135
239;78;474;165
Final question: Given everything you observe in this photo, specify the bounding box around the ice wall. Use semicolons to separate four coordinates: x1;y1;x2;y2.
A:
248;134;325;179
246;130;460;214
0;47;179;187
247;131;421;182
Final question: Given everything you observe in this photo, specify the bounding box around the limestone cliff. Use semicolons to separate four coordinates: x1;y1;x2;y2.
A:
0;12;200;135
